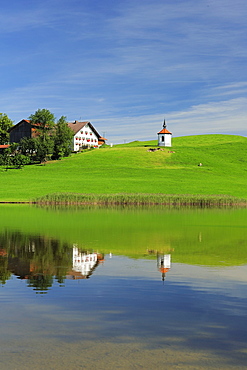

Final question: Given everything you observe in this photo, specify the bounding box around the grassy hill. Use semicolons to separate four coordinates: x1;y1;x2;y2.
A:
0;134;246;202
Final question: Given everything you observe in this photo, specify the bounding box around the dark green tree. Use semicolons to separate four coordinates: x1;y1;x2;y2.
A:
28;109;56;162
12;154;30;169
29;109;55;142
19;137;38;158
1;146;12;170
0;113;13;144
35;137;54;163
53;116;74;159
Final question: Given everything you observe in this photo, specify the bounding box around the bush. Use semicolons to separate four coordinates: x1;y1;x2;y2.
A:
12;154;30;168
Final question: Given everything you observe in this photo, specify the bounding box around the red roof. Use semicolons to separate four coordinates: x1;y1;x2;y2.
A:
9;119;30;132
159;268;170;273
157;128;172;134
0;145;10;149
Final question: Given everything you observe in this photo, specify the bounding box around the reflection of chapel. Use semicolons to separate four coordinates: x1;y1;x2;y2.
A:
157;254;171;281
157;119;172;147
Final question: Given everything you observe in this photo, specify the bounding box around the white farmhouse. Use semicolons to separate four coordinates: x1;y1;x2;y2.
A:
157;119;172;147
67;120;106;152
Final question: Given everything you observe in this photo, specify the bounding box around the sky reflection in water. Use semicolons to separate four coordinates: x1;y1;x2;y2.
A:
1;241;247;369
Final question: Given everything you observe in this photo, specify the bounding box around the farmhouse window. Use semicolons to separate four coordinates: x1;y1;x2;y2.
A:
162;136;164;142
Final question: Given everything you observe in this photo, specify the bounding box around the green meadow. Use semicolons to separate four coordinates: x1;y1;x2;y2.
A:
0;134;247;202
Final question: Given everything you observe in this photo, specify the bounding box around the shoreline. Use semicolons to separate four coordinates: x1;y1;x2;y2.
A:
1;193;247;207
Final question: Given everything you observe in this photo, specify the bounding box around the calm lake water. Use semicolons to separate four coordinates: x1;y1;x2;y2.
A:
0;205;247;369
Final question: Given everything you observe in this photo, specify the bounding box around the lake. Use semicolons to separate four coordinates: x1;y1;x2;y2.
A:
0;205;247;369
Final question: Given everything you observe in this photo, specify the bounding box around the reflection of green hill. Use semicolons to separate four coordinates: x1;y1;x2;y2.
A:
0;205;246;267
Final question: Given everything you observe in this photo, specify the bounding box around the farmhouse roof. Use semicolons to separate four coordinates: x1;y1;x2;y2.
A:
67;120;101;138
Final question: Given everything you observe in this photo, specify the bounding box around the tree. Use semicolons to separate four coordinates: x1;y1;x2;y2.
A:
36;136;54;163
28;109;55;142
53;116;74;159
28;109;56;162
19;137;38;158
12;154;30;169
0;113;13;144
1;147;12;170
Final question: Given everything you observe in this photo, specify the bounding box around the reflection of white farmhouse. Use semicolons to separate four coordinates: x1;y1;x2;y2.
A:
67;247;104;279
157;254;171;281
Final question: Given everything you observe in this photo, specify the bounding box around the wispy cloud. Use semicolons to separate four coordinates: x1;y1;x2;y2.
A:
93;97;247;143
1;0;247;143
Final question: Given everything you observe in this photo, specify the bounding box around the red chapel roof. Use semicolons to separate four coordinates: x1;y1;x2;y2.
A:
157;128;172;134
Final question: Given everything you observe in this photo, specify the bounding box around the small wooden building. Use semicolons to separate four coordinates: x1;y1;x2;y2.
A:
9;119;40;143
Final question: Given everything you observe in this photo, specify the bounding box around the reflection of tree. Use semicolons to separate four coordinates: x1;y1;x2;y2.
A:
28;274;53;292
0;255;11;285
0;231;73;291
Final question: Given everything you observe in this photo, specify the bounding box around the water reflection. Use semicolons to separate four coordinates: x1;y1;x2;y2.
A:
0;205;247;369
0;231;105;291
0;231;72;291
157;253;171;281
0;230;173;291
67;246;104;279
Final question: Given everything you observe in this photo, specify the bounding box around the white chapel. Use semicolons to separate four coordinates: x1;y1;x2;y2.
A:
157;119;172;147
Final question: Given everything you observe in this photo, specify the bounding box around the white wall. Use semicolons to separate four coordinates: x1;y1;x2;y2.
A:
73;247;98;277
158;133;172;147
73;124;99;151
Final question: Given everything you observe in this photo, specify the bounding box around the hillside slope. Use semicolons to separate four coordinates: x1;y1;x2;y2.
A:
0;134;246;201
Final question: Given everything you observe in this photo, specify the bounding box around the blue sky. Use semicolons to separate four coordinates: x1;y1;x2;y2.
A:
1;0;246;143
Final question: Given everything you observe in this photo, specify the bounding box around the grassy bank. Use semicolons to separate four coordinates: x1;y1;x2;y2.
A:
0;134;246;202
35;192;247;207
